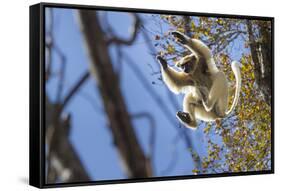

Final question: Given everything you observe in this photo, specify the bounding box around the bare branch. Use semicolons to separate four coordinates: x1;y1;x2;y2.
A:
208;30;246;53
54;45;67;103
45;10;91;183
45;8;54;81
61;71;90;111
115;45;124;81
47;56;90;183
106;13;141;46
77;90;104;114
131;112;156;161
78;10;152;178
46;101;91;183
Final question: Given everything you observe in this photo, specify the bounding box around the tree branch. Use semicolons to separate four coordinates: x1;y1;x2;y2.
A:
131;112;156;161
61;71;90;111
54;44;67;103
106;13;141;46
46;100;91;183
78;10;152;178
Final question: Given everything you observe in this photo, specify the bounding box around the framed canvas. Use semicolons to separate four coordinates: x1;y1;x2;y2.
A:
29;2;274;188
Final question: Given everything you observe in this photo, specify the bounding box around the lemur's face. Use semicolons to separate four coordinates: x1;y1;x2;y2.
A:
175;55;197;74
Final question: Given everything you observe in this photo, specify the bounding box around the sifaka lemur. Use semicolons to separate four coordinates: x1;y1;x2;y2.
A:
156;31;241;129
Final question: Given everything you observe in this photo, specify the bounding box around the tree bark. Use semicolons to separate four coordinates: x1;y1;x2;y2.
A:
78;10;152;178
247;20;272;105
46;100;91;183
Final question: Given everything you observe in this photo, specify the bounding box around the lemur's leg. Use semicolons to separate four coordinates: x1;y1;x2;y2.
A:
202;72;228;116
201;72;227;112
176;93;198;129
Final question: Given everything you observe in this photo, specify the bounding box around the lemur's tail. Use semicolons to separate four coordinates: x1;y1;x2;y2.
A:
226;61;242;115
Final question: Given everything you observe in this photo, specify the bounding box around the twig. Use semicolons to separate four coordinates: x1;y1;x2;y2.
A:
45;9;54;79
131;112;156;162
61;71;90;111
77;90;104;115
106;13;141;46
54;44;67;103
115;45;124;81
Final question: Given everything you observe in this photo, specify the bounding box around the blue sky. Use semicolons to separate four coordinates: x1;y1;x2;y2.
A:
45;8;246;181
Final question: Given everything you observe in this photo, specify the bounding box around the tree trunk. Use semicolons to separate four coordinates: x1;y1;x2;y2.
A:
247;20;272;105
78;10;152;178
46;100;91;183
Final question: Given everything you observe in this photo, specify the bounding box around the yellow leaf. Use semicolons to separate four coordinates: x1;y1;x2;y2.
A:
167;45;175;54
177;28;185;33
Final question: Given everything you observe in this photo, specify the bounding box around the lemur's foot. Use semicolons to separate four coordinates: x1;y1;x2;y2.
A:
171;31;190;45
156;55;168;69
176;111;197;129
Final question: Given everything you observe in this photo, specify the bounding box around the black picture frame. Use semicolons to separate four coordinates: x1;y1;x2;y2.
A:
30;2;274;188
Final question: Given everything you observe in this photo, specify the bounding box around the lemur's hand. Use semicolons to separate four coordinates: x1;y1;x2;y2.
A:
156;55;168;70
171;31;190;45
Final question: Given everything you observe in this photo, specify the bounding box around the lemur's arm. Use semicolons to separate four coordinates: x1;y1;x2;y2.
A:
171;31;212;59
171;31;219;73
156;56;194;94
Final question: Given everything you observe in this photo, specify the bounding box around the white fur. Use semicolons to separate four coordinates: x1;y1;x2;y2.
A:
159;32;242;129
